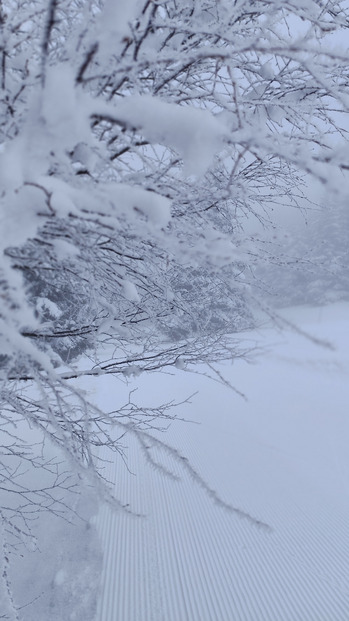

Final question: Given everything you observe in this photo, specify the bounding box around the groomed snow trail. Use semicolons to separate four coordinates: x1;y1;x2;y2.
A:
95;304;349;621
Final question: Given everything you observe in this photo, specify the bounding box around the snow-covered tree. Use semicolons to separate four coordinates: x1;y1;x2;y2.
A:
1;0;349;605
255;188;349;307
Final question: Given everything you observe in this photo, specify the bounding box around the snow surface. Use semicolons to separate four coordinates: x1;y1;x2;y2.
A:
6;303;349;620
94;303;349;621
9;487;102;621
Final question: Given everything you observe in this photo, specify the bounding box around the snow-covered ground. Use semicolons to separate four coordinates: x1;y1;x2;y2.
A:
7;303;349;620
95;302;349;621
8;486;102;621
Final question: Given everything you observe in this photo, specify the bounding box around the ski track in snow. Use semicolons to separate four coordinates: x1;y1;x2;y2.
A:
95;304;349;621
